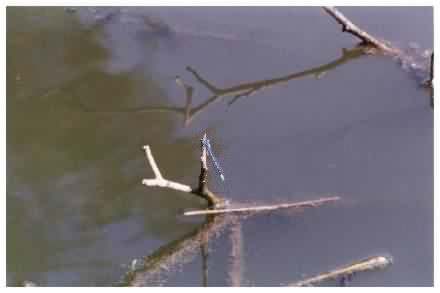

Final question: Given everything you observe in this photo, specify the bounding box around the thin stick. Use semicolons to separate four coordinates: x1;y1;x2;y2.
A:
430;53;434;84
142;145;192;193
289;255;393;287
322;6;400;56
193;134;222;207
143;145;163;179
198;134;208;194
184;196;341;216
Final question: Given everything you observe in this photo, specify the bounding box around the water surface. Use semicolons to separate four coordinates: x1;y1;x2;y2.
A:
7;6;433;286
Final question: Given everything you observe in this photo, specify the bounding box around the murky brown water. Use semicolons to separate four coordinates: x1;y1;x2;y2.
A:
7;7;433;286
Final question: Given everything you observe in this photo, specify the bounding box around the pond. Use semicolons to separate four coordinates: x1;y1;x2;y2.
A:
6;6;433;286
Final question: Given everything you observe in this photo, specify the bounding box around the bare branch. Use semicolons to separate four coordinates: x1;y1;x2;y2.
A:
289;254;393;287
141;145;192;193
198;133;208;192
429;52;434;84
184;196;341;216
195;133;223;207
142;145;163;179
141;138;222;207
322;6;400;56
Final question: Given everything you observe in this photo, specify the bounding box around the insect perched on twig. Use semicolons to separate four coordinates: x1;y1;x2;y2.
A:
201;138;225;181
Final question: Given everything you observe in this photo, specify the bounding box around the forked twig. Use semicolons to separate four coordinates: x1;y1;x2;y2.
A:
142;145;192;193
142;135;222;207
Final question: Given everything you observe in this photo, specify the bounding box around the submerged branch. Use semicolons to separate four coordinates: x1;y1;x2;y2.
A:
289;255;393;287
184;196;341;216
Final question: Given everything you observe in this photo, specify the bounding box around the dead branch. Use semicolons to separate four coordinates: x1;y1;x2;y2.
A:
428;52;434;85
142;145;193;193
184;196;340;216
429;53;434;107
196;133;223;207
289;254;393;287
431;53;434;82
322;6;400;56
201;242;209;286
142;136;222;207
198;133;209;194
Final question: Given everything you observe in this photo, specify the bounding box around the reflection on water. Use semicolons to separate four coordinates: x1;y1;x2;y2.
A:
7;6;433;286
119;214;235;286
79;46;367;127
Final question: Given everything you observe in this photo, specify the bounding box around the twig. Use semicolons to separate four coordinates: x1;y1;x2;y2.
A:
196;134;223;207
142;145;192;193
142;136;222;207
429;53;434;107
322;6;400;56
429;53;434;84
184;196;340;216
198;133;209;193
289;254;393;287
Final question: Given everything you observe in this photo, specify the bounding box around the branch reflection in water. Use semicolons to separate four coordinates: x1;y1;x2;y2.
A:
118;214;238;286
81;46;366;127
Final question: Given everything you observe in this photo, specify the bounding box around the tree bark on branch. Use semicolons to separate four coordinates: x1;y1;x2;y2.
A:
322;6;401;56
142;134;222;207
